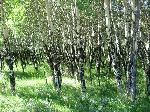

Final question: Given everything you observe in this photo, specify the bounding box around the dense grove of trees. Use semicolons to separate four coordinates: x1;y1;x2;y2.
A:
0;0;149;101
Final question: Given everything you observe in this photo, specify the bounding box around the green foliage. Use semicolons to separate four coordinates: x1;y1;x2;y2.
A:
4;0;25;38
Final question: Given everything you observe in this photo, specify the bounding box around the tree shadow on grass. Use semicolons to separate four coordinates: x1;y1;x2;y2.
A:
2;76;150;112
16;83;87;112
15;71;32;79
14;70;45;79
15;79;125;112
4;70;45;80
16;83;60;112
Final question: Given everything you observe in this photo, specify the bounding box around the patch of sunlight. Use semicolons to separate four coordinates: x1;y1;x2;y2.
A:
46;76;80;87
45;76;53;84
62;77;80;87
17;79;45;87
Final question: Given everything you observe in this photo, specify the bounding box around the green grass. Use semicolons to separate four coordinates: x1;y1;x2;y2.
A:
0;63;150;112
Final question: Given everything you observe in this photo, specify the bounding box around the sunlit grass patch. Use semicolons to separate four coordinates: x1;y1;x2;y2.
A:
62;77;80;88
17;78;46;87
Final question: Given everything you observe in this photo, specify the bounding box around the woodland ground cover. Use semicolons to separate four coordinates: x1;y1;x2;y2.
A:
0;63;150;112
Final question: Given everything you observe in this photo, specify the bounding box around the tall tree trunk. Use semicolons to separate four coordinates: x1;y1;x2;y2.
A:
123;0;131;96
104;0;112;75
6;54;15;94
89;44;93;84
53;61;62;93
88;13;94;85
146;34;150;95
79;42;86;93
96;46;101;86
145;0;150;95
95;21;102;86
1;0;15;94
130;0;140;101
111;6;122;94
73;0;86;93
104;0;122;93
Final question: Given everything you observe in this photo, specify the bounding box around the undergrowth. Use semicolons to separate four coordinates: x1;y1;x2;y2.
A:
0;63;150;112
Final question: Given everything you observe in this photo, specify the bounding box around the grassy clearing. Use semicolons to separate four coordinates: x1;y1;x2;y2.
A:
0;63;150;112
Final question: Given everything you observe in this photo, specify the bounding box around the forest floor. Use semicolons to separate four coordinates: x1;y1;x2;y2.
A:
0;64;150;112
